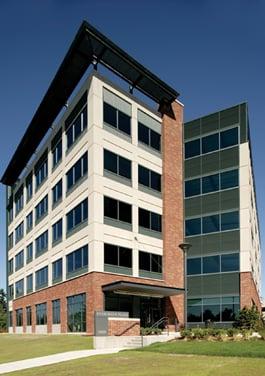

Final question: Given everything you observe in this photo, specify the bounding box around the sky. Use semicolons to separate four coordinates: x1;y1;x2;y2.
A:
0;0;264;296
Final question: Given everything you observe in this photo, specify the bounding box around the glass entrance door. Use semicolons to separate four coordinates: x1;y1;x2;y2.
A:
140;297;163;327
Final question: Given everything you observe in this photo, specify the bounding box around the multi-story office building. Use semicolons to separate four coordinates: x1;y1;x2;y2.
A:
2;22;184;334
184;104;261;326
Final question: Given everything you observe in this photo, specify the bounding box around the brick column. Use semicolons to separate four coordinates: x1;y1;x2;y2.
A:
240;272;261;312
161;100;184;326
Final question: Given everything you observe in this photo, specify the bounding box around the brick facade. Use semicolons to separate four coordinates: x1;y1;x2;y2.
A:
161;101;184;326
108;318;140;336
240;272;261;312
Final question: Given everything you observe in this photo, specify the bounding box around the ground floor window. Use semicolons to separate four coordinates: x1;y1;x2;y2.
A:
52;299;61;324
16;308;23;326
187;296;240;323
9;311;13;327
67;293;86;332
36;303;47;325
26;306;32;326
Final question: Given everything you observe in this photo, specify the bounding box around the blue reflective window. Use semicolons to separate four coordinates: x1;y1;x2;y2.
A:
220;127;238;149
67;245;88;275
221;211;239;231
185;139;200;159
35;266;48;289
220;169;239;190
187;258;201;275
203;255;220;273
52;180;62;205
185;218;201;236
52;219;63;243
52;258;62;281
202;215;220;233
185;179;201;197
202;174;219;194
202;133;219;154
66;199;88;233
221;253;239;272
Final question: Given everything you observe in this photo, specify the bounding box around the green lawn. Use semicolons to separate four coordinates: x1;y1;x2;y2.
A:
0;334;93;364
5;351;265;376
139;339;265;358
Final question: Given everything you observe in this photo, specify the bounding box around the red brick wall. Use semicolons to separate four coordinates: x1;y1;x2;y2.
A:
108;319;140;336
240;272;261;312
161;101;184;325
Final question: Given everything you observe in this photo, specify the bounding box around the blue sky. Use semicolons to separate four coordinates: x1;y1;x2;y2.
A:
0;0;264;296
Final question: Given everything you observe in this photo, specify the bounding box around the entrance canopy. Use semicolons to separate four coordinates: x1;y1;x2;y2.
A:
102;281;184;298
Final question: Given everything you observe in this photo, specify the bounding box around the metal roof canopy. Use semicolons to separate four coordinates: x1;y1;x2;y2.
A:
102;281;184;297
1;20;179;186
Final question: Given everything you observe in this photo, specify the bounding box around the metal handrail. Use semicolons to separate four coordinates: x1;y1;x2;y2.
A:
150;316;169;335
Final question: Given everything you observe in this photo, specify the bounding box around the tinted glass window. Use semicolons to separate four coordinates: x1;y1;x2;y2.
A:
138;122;149;145
119;201;132;223
119;247;132;268
139;165;149;187
118;111;131;135
139;208;150;228
220;169;239;190
187;299;202;322
139;251;150;271
203;304;220;321
103;102;117;127
150;130;161;151
220;127;238;148
221;253;239;272
185;218;201;236
151;254;162;273
203;255;220;273
151;212;162;232
202;133;219;154
202;215;220;233
104;197;118;219
202;174;219;194
104;150;117;174
185;179;201;197
118;156;131;179
185;139;200;159
221;211;239;231
187;258;201;275
151;171;161;191
104;244;118;265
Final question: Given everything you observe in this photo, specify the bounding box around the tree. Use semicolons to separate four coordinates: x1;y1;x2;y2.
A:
233;305;264;330
0;289;7;332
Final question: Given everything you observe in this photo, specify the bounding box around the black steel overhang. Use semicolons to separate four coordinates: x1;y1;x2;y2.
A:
102;281;184;298
1;20;179;186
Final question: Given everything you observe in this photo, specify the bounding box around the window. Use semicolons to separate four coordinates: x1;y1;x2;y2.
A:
52;179;62;206
139;251;162;274
52;219;63;243
221;296;240;321
203;256;220;274
221;253;239;272
15;279;24;298
138;122;161;151
202;214;220;234
66;106;87;149
26;173;33;202
35;195;48;223
139;208;162;233
52;258;62;283
27;274;33;293
187;299;202;322
26;306;32;326
26;212;33;232
35;230;48;257
8;259;13;275
66;199;88;233
185;218;201;236
104;149;131;180
8;285;14;300
26;243;33;263
52;300;61;324
35;156;48;190
35;266;48;290
187;258;201;275
15;222;24;244
202;174;219;194
16;309;23;326
220;169;239;190
221;211;239;231
185;179;201;198
185;139;200;159
138;165;161;192
8;233;13;250
103;102;131;136
15;186;24;215
220;127;238;149
104;196;132;224
52;136;62;168
67;245;88;276
7;205;13;224
203;297;221;322
66;153;88;191
67;293;86;332
15;250;24;271
202;133;219;154
104;244;132;270
36;303;47;325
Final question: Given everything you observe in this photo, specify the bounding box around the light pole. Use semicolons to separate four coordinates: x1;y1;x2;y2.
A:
179;242;192;329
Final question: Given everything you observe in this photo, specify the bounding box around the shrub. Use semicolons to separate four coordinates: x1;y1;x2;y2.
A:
233;306;264;330
140;327;162;336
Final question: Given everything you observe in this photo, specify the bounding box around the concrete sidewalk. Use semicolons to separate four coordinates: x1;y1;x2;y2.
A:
0;348;123;374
